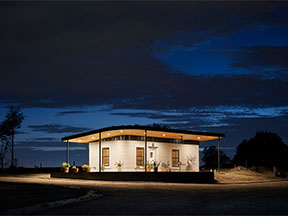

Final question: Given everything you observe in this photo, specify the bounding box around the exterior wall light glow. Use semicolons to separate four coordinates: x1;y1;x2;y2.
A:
163;134;166;136
198;137;200;140
120;130;123;133
107;133;110;136
92;137;94;139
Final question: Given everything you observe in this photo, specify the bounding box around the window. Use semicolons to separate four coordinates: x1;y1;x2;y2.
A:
136;147;144;166
172;149;179;167
102;148;110;166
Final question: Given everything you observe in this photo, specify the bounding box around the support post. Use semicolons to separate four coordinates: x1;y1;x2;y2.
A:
99;132;102;172
218;137;220;172
66;140;69;164
144;129;147;172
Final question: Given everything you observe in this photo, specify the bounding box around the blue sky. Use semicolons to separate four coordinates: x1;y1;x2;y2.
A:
1;1;288;167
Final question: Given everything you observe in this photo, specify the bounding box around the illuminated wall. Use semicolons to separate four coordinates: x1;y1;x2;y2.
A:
89;140;199;172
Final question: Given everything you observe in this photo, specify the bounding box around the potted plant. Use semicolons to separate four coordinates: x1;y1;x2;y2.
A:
71;166;79;173
81;164;90;172
186;155;196;172
161;161;170;172
147;161;153;172
61;162;70;173
115;160;123;172
153;160;161;172
186;164;191;172
178;161;183;172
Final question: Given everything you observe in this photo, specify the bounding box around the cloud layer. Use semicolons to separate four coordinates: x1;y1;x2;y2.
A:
28;124;91;134
1;1;288;110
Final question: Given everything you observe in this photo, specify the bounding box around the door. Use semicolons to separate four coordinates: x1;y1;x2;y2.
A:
149;150;155;163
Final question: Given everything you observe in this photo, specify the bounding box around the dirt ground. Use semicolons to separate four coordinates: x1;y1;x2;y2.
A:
0;176;86;211
215;166;280;183
0;169;287;215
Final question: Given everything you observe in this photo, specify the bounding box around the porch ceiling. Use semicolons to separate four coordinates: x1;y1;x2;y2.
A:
62;126;224;143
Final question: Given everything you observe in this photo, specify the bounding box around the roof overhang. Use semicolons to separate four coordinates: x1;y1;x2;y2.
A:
61;125;225;143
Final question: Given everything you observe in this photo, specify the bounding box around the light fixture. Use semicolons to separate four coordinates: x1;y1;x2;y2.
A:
120;130;123;133
163;134;166;136
92;137;94;139
78;139;81;142
107;133;110;136
198;137;200;140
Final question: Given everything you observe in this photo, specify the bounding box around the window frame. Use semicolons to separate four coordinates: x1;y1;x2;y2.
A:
172;149;180;167
102;147;110;167
136;147;144;167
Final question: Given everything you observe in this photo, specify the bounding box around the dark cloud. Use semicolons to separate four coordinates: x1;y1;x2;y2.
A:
15;131;27;135
216;46;288;79
56;111;88;116
1;1;288;110
28;124;91;134
34;137;58;142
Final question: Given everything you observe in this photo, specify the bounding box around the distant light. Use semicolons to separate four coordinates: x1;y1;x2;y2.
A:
198;137;200;140
163;134;165;136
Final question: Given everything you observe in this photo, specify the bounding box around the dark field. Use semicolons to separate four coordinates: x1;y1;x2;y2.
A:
0;181;86;212
0;174;288;215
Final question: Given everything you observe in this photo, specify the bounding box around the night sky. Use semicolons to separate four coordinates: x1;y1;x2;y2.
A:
1;1;288;167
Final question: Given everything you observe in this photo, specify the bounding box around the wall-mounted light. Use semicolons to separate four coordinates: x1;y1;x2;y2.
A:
163;134;166;136
107;133;110;136
198;137;200;140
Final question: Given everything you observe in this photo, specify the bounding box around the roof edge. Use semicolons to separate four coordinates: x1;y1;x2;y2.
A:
61;125;225;141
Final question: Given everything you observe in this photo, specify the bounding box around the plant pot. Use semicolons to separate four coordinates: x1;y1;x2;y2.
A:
82;167;90;172
147;168;151;172
117;167;122;172
71;168;79;173
61;167;69;173
162;168;168;172
154;167;158;172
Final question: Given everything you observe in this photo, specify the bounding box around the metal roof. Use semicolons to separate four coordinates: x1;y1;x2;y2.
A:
61;125;225;143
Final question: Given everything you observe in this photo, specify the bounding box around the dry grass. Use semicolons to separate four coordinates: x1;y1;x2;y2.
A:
215;166;282;183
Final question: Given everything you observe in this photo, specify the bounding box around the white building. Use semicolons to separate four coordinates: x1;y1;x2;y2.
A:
62;125;224;172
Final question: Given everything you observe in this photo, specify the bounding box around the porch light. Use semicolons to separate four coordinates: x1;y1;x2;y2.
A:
78;139;81;142
120;130;123;133
163;134;165;136
92;137;94;139
107;133;110;135
198;137;200;140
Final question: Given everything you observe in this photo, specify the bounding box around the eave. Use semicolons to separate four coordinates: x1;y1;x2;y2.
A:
61;125;225;143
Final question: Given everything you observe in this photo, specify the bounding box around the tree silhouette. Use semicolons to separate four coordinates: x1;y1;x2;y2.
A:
233;131;288;169
1;106;25;168
0;123;10;168
202;145;232;169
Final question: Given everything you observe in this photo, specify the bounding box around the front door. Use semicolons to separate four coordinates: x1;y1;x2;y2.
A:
149;150;155;163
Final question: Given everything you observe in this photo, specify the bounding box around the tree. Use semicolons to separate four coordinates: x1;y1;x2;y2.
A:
202;145;232;169
233;131;288;169
150;123;169;129
0;123;10;168
1;106;25;168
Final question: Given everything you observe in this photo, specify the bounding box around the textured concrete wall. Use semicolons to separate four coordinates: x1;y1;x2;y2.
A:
89;140;199;172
